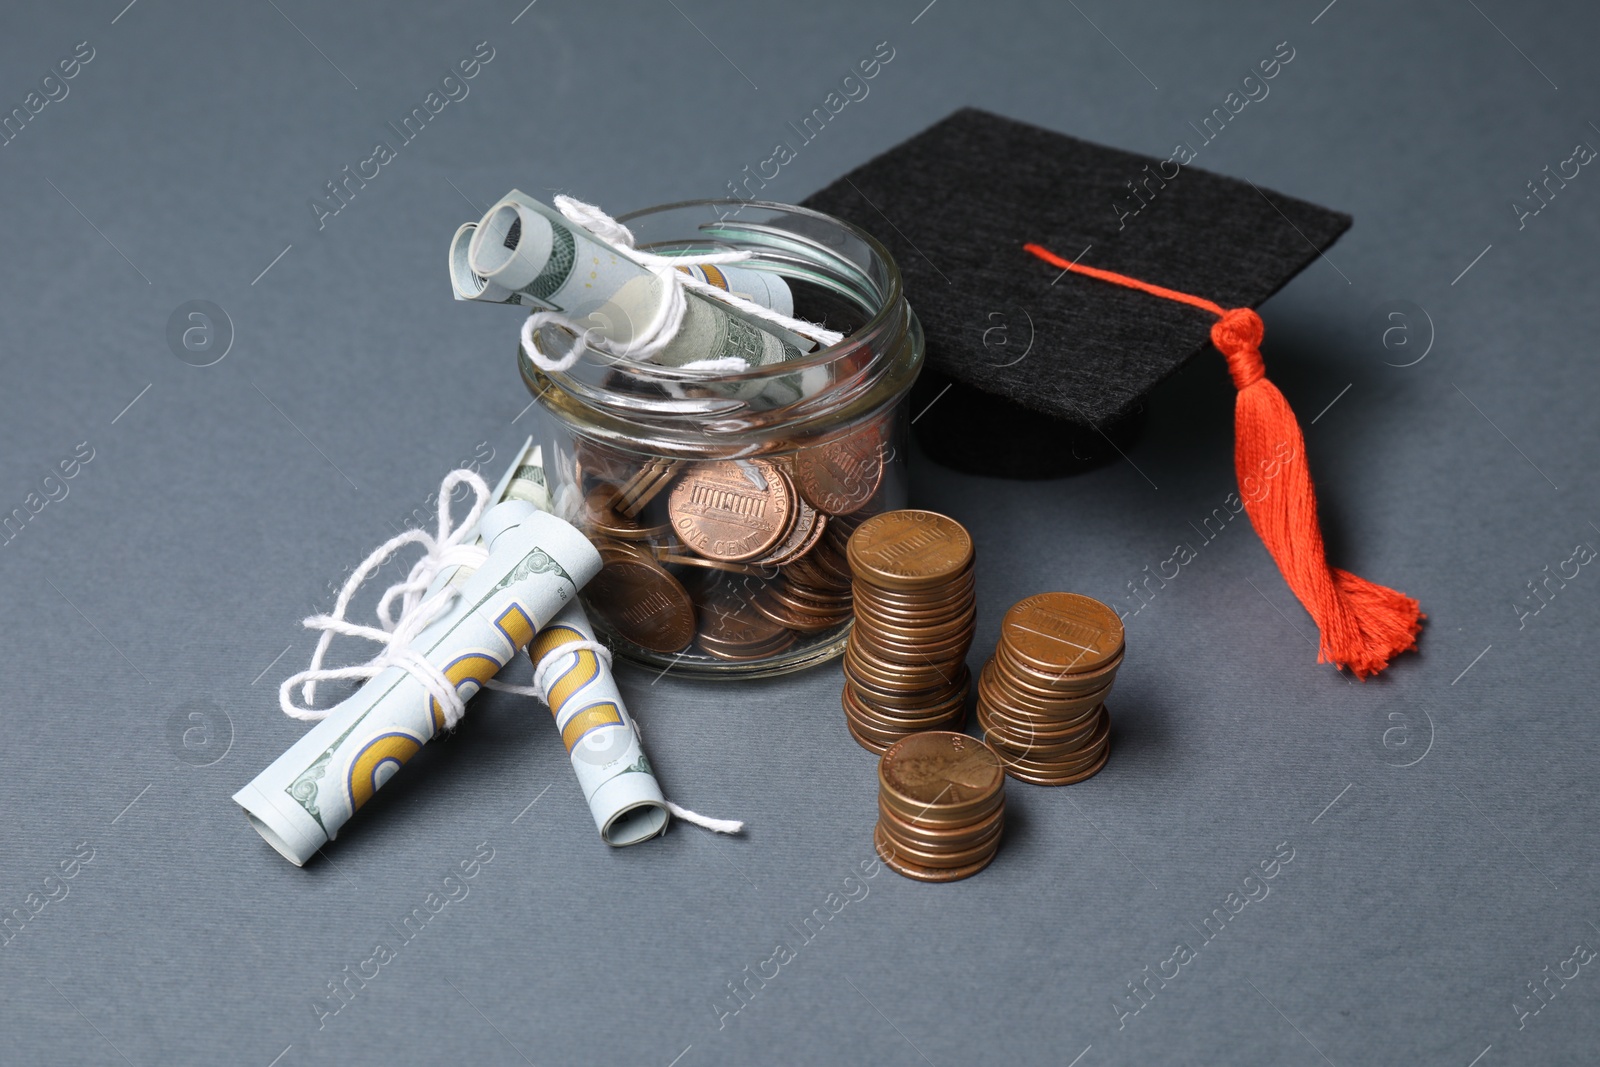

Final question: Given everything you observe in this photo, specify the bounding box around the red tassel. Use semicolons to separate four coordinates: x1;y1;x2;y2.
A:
1024;244;1423;677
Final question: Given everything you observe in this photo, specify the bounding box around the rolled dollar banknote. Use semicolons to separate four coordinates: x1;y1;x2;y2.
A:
484;442;669;846
233;505;601;866
467;189;807;371
451;220;795;318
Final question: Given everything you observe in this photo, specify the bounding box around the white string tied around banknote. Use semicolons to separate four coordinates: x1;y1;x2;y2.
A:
487;642;745;835
279;469;494;726
279;468;743;834
520;195;845;374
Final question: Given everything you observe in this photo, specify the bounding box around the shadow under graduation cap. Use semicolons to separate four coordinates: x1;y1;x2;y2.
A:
801;107;1351;479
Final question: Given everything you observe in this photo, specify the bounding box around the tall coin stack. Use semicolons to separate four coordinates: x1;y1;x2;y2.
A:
841;511;977;755
976;593;1122;786
874;731;1005;882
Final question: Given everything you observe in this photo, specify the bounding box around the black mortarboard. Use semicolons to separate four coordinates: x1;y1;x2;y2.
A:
801;107;1351;479
804;109;1422;678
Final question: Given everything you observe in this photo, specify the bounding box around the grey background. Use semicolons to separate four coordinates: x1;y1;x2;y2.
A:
1;0;1595;1064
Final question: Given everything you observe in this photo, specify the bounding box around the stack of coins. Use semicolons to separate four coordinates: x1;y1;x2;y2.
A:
874;731;1005;882
841;511;976;754
976;592;1122;785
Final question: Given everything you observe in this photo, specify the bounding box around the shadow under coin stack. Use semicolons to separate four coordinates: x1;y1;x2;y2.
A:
842;511;976;754
977;593;1122;785
874;731;1005;882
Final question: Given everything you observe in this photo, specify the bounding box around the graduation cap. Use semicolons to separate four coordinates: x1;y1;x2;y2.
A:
803;108;1421;677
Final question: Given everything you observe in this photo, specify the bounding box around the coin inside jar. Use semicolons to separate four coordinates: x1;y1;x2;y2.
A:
793;424;885;516
667;459;796;563
585;541;696;654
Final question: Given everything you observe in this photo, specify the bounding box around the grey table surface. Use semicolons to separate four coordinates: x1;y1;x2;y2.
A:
2;1;1597;1064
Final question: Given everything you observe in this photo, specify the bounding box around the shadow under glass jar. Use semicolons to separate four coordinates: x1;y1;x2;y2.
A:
522;199;924;678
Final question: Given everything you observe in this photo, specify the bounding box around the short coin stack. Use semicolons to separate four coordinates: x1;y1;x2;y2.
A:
976;593;1122;785
841;511;977;754
874;731;1005;882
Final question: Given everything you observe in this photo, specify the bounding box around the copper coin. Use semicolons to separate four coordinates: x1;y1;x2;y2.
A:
845;703;963;750
615;458;684;517
582;486;666;541
997;736;1112;787
697;589;787;647
667;459;795;562
585;545;695;654
853;609;977;649
843;646;965;694
700;631;796;662
980;660;1114;717
876;818;1001;862
852;573;975;612
842;665;971;711
1001;593;1125;675
875;818;1003;869
811;536;855;584
793;425;886;515
873;822;998;882
877;731;1004;823
877;797;1005;846
987;709;1110;767
852;566;975;601
760;504;828;567
987;694;1109;738
845;715;895;756
850;628;972;669
853;634;974;676
996;641;1123;695
847;684;968;730
979;713;1105;760
752;589;847;634
847;511;974;591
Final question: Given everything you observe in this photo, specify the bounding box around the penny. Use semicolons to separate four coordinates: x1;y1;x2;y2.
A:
877;798;1005;846
793;425;885;516
585;545;696;654
877;731;1004;820
582;486;667;541
845;716;895;756
1001;592;1125;675
982;659;1115;715
759;502;828;567
615;458;684;517
667;459;795;562
995;641;1123;695
700;630;796;662
875;818;1004;869
696;589;787;648
979;711;1106;759
873;822;998;882
844;645;964;693
842;665;971;711
656;552;769;576
753;589;848;634
847;685;968;730
995;737;1112;787
853;571;975;608
847;510;974;591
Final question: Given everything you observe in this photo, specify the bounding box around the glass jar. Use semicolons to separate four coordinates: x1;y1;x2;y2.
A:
522;199;924;678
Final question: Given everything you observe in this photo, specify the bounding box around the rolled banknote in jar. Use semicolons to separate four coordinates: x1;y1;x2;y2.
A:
467;189;808;370
233;505;600;866
450;220;795;319
484;443;669;846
